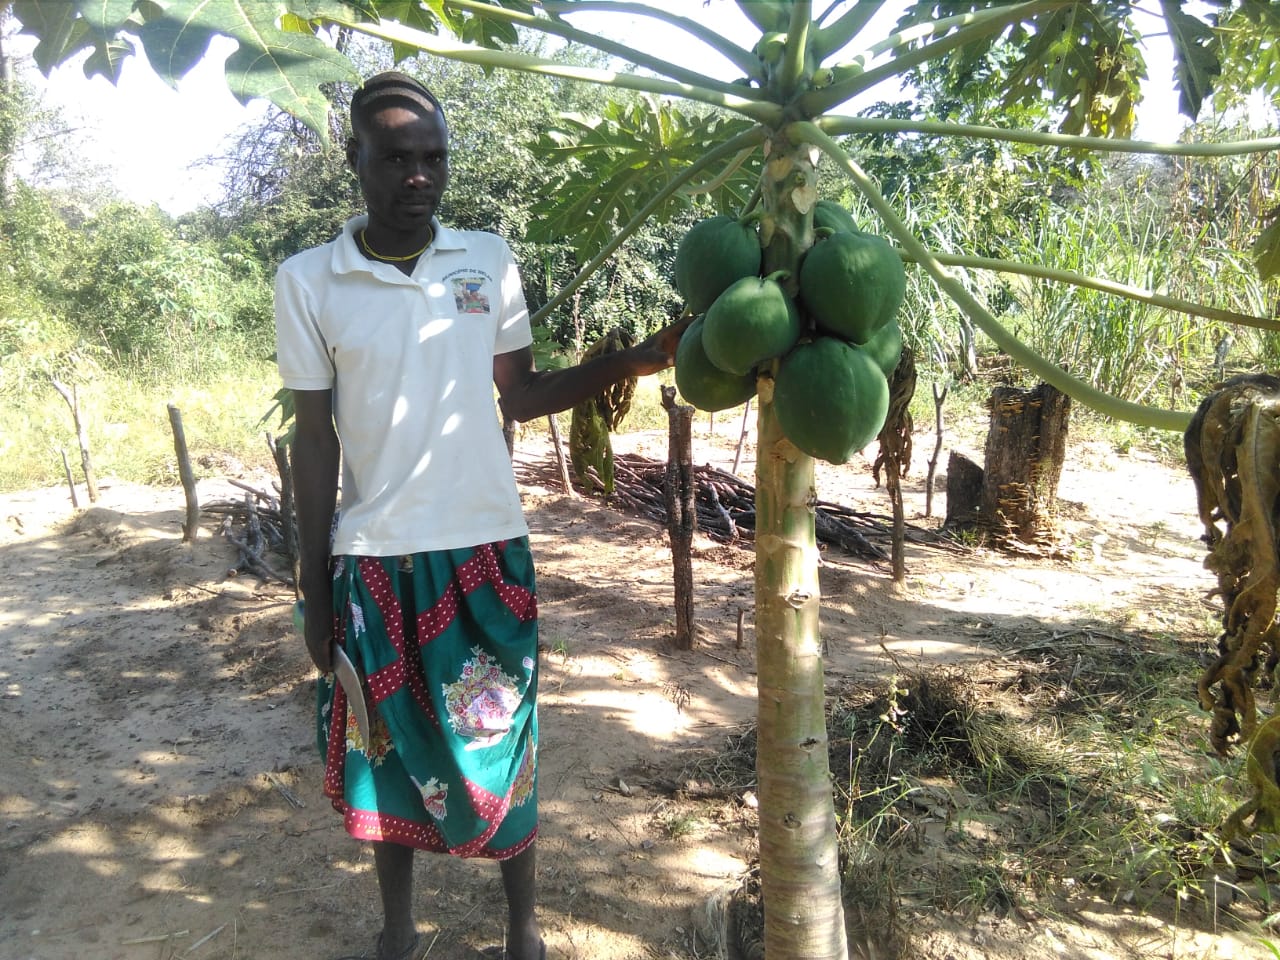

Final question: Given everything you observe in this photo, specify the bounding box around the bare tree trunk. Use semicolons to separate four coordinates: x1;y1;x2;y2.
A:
51;379;98;503
167;404;200;542
874;349;915;583
925;382;948;518
60;448;79;509
662;386;696;650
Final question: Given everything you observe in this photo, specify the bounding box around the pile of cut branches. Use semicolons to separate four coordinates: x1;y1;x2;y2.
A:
519;452;950;562
203;480;296;585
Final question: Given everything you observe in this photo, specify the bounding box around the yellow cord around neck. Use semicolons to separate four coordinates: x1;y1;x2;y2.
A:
360;226;433;262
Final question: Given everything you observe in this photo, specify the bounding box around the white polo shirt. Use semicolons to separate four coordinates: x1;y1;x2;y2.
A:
274;215;534;555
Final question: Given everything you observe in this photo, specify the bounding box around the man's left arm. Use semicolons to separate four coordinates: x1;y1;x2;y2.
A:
493;316;691;423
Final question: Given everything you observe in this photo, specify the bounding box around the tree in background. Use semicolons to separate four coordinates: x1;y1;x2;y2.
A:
9;3;1280;958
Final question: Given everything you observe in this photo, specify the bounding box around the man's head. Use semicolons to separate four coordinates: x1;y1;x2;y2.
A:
347;72;450;241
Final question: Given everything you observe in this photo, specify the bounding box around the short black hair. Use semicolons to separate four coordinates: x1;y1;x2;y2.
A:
350;71;447;134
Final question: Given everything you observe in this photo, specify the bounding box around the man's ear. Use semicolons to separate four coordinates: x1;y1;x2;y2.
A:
345;136;359;171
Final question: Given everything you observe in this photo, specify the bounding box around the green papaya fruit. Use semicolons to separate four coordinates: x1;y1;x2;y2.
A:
799;230;905;344
813;199;860;236
861;319;903;378
674;215;762;316
774;337;890;464
702;275;801;377
674;316;758;413
755;31;788;64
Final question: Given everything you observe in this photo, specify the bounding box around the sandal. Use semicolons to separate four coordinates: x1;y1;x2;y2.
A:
335;931;421;960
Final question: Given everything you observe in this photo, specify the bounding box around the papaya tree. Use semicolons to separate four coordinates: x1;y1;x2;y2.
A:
12;2;1280;958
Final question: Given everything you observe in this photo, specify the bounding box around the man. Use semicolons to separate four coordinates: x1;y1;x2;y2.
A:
274;72;685;960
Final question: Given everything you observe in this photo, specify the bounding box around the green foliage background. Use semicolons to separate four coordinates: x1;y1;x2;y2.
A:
0;12;1277;491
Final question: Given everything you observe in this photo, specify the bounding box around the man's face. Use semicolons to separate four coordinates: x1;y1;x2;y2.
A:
348;103;449;236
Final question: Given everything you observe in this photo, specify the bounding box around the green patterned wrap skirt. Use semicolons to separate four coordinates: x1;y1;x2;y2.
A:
318;538;539;860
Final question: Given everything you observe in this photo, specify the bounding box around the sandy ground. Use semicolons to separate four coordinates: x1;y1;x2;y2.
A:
0;419;1263;960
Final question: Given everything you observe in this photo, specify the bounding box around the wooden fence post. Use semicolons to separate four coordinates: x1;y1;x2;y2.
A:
167;404;200;542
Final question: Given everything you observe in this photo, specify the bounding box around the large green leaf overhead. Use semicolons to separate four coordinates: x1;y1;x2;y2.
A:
528;97;759;260
1160;0;1221;120
13;0;358;132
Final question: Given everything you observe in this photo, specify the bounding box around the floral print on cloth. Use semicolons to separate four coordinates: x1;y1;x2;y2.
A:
317;539;540;861
411;775;450;820
510;732;536;809
443;647;524;746
344;703;392;764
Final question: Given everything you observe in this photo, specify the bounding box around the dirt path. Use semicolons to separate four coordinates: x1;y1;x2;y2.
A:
0;425;1256;960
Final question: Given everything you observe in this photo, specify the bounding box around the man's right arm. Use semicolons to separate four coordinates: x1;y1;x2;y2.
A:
292;388;340;673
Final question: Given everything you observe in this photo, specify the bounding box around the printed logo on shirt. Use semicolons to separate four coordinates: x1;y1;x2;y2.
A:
450;275;491;314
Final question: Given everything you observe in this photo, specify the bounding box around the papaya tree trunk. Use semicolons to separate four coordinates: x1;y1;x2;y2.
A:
754;129;848;960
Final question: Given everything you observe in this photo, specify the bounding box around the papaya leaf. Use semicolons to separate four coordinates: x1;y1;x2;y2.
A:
1254;217;1280;284
136;0;358;137
82;35;135;83
372;0;447;62
77;0;136;71
531;325;570;370
1159;0;1220;120
1000;2;1143;137
136;7;218;86
528;98;758;259
12;1;96;74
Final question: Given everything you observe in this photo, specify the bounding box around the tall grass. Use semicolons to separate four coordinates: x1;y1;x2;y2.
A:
0;361;282;491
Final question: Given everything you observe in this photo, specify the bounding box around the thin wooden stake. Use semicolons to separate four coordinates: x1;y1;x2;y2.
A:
662;386;696;650
59;448;79;509
731;398;752;475
547;414;576;498
167;404;200;542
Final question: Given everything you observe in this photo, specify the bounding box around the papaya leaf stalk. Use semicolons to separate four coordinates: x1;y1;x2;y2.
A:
777;0;813;101
442;0;768;95
801;0;1062;116
811;0;887;62
326;13;784;124
538;0;763;78
819;114;1280;157
899;250;1280;333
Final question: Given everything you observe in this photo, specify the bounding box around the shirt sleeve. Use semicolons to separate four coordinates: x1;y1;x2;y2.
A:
493;239;534;356
274;262;335;390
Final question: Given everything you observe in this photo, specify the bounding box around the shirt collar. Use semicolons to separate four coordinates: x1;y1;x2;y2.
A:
331;214;463;276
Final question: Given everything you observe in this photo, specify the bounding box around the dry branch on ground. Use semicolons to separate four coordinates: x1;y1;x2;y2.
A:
518;452;957;562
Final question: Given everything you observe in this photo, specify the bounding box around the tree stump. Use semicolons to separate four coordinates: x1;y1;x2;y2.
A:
945;452;984;526
980;382;1071;546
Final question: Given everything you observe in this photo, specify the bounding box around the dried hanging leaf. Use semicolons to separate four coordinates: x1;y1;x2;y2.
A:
1186;374;1280;760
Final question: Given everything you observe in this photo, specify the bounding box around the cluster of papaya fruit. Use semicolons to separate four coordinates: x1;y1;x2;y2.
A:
673;201;906;464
